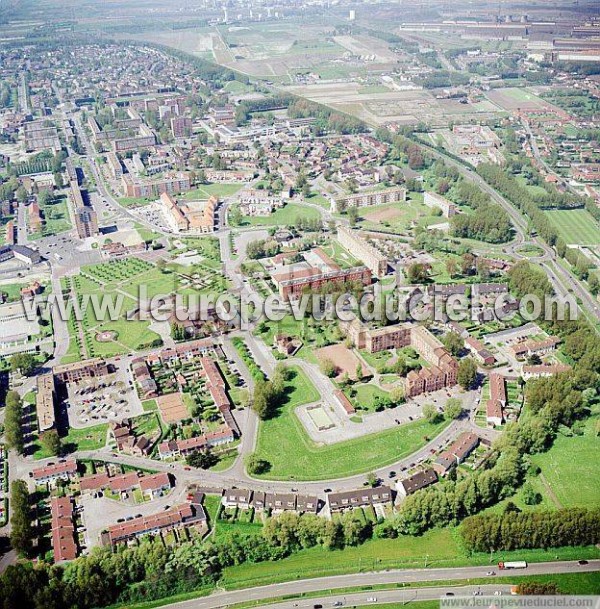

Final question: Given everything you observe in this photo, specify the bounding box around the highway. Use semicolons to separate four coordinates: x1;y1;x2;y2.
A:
159;561;600;609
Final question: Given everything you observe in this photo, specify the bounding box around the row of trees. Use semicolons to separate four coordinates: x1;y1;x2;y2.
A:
461;507;600;552
4;391;24;455
10;481;33;557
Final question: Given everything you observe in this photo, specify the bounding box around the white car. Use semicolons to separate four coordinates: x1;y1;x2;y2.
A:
366;598;377;603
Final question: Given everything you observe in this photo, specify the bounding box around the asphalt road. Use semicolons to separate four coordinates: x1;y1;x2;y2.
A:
160;560;600;609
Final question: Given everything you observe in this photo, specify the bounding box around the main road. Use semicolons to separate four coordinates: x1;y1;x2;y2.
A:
421;143;600;325
158;560;600;609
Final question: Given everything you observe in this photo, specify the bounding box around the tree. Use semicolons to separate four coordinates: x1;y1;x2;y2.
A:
347;205;359;227
457;358;477;390
389;386;405;405
444;398;463;420
445;258;458;279
10;353;36;376
40;430;62;457
245;453;271;475
423;403;441;424
407;263;430;284
355;362;363;381
344;178;358;194
252;379;284;420
522;482;542;505
319;357;336;378
442;332;463;356
366;472;378;487
186;450;218;469
15;186;28;204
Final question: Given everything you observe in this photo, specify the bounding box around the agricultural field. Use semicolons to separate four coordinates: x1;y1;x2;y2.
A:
253;366;449;480
486;87;555;113
544;209;600;246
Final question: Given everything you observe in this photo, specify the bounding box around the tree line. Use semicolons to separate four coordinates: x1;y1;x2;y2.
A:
461;507;600;552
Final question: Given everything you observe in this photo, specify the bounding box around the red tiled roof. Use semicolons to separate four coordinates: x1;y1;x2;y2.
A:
139;472;171;493
109;472;140;492
79;472;111;492
33;460;77;481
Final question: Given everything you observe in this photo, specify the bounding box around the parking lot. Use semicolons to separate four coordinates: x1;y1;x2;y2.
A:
67;362;143;428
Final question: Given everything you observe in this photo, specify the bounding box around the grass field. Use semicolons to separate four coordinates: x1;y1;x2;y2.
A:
33;422;108;460
180;183;243;200
254;367;449;480
544;209;600;245
530;413;600;508
29;196;72;239
240;202;322;227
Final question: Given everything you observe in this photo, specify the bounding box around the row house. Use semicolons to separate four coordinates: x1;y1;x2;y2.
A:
51;496;78;563
32;460;78;486
522;363;571;380
221;488;320;515
434;432;480;476
158;427;235;459
486;372;507;427
325;486;393;515
102;503;206;547
396;468;438;498
511;336;561;359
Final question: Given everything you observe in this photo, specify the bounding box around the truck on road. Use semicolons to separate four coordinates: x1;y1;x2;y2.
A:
498;561;527;570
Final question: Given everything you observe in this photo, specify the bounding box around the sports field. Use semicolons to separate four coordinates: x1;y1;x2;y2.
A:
307;405;335;431
544;209;600;245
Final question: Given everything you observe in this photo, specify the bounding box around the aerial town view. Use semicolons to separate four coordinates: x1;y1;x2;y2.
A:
0;0;598;607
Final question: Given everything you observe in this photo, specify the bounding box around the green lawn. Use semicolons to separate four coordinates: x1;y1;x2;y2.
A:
346;383;391;412
180;183;243;200
529;414;600;508
34;423;108;460
254;368;449;481
118;196;152;208
239;202;321;227
544;209;600;246
142;399;158;412
65;262;164;359
29;196;72;239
